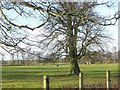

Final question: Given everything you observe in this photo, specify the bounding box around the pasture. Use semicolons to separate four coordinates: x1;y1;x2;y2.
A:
2;64;118;88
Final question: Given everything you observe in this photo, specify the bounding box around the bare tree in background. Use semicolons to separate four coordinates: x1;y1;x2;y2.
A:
0;1;119;74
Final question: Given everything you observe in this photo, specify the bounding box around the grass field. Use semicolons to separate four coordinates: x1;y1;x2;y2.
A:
2;64;118;88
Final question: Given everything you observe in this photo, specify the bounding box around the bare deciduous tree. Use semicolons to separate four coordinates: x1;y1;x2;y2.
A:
0;1;119;74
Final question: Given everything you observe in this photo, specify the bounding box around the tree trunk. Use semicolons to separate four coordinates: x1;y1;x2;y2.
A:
70;57;80;75
66;11;80;75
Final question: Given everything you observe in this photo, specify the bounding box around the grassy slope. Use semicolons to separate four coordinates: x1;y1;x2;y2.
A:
2;64;118;88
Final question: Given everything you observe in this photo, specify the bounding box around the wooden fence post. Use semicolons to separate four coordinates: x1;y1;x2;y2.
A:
79;72;84;90
106;71;110;90
43;75;49;90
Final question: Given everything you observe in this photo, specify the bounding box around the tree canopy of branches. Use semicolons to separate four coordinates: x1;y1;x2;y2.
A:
0;0;119;74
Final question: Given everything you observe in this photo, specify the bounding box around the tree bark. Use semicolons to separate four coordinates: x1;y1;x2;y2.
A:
70;57;80;75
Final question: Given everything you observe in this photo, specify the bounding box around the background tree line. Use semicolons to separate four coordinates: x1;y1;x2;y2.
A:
2;49;118;66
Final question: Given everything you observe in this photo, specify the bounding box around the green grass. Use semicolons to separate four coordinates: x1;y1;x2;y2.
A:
2;64;118;88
